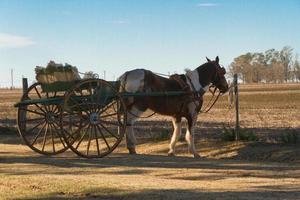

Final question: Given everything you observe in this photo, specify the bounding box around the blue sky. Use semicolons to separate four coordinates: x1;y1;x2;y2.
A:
0;0;299;87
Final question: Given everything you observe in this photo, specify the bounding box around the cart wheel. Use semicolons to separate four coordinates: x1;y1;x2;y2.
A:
61;79;126;158
17;83;69;155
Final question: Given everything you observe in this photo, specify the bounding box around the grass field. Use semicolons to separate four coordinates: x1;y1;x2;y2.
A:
0;83;300;199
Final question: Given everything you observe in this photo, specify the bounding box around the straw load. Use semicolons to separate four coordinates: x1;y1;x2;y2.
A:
35;61;81;84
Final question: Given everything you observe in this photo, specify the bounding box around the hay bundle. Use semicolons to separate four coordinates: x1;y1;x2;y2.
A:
35;61;81;84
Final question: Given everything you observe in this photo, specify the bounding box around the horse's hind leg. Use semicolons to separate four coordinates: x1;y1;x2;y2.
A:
126;106;143;154
168;117;182;156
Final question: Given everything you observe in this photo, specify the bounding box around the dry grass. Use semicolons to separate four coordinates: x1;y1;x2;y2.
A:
0;132;300;200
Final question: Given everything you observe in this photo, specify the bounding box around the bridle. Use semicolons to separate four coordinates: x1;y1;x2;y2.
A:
211;63;227;91
200;63;227;113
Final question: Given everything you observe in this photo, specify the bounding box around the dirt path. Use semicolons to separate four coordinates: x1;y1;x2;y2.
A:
1;134;300;200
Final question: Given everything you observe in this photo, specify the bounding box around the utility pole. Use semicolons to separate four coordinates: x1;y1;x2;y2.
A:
103;70;106;80
10;68;14;90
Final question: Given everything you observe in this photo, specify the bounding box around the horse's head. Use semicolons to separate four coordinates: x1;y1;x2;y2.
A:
205;56;228;93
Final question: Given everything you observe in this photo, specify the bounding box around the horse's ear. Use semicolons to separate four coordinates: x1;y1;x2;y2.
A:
206;57;211;62
216;56;219;64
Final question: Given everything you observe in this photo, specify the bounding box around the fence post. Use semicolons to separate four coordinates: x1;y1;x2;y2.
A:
20;78;28;129
234;74;240;140
22;78;28;95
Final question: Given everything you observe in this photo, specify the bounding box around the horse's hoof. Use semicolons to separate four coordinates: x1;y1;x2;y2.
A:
128;149;137;155
168;152;175;157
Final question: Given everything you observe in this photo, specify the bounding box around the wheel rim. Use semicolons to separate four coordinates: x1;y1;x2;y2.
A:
17;83;69;155
61;79;126;158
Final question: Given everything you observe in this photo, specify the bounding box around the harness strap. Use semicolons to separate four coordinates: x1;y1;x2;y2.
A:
169;74;190;92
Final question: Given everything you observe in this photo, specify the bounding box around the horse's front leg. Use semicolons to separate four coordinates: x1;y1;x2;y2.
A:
185;113;200;158
168;117;182;156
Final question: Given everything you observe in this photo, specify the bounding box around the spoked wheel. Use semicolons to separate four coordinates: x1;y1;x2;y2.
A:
61;79;127;158
17;83;69;155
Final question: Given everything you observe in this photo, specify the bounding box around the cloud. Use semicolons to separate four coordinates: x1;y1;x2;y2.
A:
196;3;220;7
0;33;35;48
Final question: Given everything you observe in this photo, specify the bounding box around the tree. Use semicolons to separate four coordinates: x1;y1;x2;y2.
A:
294;58;300;82
280;46;293;82
229;53;254;83
229;47;298;83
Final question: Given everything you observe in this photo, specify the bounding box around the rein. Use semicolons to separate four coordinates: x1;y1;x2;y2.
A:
200;88;221;113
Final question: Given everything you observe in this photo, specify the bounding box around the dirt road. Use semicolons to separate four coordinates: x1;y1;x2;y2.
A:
1;132;299;200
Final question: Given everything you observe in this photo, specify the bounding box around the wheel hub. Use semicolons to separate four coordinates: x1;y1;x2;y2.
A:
45;112;56;124
89;112;99;125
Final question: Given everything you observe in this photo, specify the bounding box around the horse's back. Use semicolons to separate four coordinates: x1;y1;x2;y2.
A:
118;69;181;93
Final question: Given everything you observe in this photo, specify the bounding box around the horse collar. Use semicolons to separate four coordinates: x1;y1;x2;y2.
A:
185;73;206;97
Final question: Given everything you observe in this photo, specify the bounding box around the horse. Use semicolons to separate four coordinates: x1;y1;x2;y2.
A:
118;56;228;158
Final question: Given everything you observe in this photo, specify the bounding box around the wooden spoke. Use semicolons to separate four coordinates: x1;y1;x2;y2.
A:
75;124;90;150
26;119;45;133
98;123;119;139
19;107;45;116
93;125;101;155
49;124;55;153
34;86;42;99
69;97;89;114
54;121;76;140
98;100;117;115
86;125;92;156
96;124;111;150
30;122;47;146
99;119;119;126
20;117;45;124
52;105;59;114
41;124;49;151
50;123;67;149
100;111;119;119
33;103;47;114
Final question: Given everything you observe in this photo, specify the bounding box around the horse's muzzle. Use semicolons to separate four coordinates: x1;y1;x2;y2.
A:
219;85;229;94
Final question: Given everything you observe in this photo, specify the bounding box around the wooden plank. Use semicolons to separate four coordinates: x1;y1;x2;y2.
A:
22;78;28;95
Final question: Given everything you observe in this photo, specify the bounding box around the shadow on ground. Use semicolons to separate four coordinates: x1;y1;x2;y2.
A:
1;151;300;178
15;187;300;200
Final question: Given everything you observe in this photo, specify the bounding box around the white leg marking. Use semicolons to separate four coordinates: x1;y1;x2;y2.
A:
185;124;199;157
186;102;200;158
168;118;182;156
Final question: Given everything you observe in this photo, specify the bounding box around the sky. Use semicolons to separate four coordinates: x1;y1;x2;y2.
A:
0;0;300;87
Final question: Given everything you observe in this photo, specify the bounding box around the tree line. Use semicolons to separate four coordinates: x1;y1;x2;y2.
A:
229;46;300;83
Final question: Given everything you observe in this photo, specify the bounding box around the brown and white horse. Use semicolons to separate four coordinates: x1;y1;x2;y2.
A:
118;56;228;157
